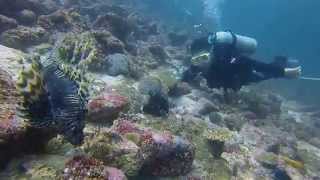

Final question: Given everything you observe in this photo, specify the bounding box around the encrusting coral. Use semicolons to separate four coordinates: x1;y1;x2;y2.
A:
204;128;233;158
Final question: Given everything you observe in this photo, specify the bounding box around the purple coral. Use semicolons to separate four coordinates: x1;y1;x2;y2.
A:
63;155;127;180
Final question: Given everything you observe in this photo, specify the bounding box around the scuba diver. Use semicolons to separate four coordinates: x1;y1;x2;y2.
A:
182;31;302;91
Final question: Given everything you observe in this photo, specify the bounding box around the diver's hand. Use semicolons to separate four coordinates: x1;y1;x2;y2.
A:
284;66;302;79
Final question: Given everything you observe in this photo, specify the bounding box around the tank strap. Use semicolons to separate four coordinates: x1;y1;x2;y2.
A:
226;30;238;56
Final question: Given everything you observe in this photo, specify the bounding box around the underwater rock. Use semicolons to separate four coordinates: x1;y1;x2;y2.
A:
206;158;233;180
240;91;282;118
0;47;54;168
63;155;127;180
94;30;125;54
198;98;219;115
79;3;129;22
209;112;224;126
224;115;246;131
143;91;169;117
3;154;67;179
140;134;195;176
204;128;233;158
168;31;189;46
296;141;320;176
153;69;179;92
61;0;80;8
0;26;48;50
112;120;195;176
138;77;169;116
256;152;279;169
17;9;37;25
169;82;192;96
0;15;18;34
82;130;143;177
148;45;169;63
106;53;130;76
87;90;129;123
32;43;53;55
93;12;135;41
138;77;163;95
0;0;58;17
38;9;86;33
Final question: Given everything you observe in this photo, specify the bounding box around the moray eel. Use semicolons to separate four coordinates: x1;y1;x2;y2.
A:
17;54;87;145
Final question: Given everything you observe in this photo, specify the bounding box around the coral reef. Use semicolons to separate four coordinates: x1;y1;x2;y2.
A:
37;9;87;33
57;31;127;72
139;77;170;116
0;15;18;33
105;53;130;76
112;119;195;176
204;128;233;158
82;130;143;177
0;26;49;50
87;89;129;123
63;155;127;180
0;1;319;179
93;12;135;41
0;45;53;168
17;9;37;25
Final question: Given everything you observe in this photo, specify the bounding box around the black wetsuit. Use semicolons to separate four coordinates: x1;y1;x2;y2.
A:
183;35;286;91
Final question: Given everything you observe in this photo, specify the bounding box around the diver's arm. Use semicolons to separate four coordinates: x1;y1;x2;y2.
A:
240;56;285;78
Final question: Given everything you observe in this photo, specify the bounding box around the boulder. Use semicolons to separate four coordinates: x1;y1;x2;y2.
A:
154;69;179;92
138;77;163;96
82;130;144;177
106;53;130;76
17;9;37;25
296;141;320;177
138;77;169;116
148;45;168;63
94;31;125;54
0;15;18;34
0;26;49;50
0;45;52;168
112;120;195;176
209;112;224;126
169;82;192;97
38;9;86;33
240;91;282;118
143;91;169;116
0;0;59;16
93;13;135;41
63;155;127;180
198;98;219;115
87;90;129;123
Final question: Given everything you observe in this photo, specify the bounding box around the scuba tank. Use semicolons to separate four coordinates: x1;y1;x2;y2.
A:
209;31;258;56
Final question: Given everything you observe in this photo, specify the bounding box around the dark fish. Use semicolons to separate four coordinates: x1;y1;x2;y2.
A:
27;55;86;145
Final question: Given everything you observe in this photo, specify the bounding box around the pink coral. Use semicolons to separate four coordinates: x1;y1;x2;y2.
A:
64;155;127;180
113;119;141;134
87;91;129;123
105;167;127;180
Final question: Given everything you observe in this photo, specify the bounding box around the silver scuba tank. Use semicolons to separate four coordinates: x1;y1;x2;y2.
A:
209;31;258;55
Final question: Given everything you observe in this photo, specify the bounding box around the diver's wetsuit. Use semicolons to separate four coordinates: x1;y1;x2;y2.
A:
203;55;285;91
183;35;286;91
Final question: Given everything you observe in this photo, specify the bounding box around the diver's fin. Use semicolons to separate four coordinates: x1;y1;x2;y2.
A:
300;76;320;81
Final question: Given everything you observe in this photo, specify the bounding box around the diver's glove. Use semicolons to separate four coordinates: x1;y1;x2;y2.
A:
284;66;302;79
